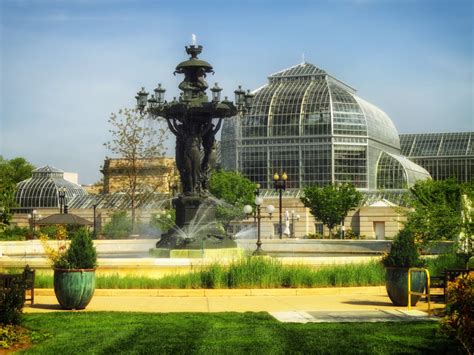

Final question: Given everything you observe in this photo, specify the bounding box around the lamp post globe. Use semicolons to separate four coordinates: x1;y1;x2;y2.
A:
243;205;253;215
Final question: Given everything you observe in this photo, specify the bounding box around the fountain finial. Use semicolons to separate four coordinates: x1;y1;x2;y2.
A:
192;34;196;46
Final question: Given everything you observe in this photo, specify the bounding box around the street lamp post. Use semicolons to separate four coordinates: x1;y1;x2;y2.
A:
273;172;287;239
92;201;98;239
244;192;275;256
27;210;41;232
289;210;300;238
58;187;66;214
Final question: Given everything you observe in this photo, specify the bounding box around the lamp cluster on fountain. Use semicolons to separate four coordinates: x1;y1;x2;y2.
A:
136;83;253;116
136;81;253;119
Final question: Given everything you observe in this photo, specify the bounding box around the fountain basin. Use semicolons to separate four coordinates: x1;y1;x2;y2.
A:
150;247;244;259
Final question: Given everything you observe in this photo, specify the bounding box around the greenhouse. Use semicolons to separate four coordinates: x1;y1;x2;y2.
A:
14;166;88;212
221;62;430;190
400;132;473;183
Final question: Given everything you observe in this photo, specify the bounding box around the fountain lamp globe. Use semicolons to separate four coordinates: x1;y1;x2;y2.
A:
243;205;253;215
266;205;275;215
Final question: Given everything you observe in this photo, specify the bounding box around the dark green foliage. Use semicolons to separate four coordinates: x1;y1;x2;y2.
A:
102;211;132;239
209;170;257;231
0;278;25;325
66;228;97;269
425;253;468;277
149;209;176;235
404;179;467;245
0;156;34;227
38;225;82;239
382;229;425;268
0;157;35;185
0;226;30;241
301;183;363;237
56;228;97;269
0;183;16;228
20;312;462;354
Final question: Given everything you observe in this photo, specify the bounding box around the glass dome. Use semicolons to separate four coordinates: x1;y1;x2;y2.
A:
221;62;429;190
15;166;88;210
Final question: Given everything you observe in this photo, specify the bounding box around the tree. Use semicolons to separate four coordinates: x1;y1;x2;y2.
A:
104;108;166;233
0;156;34;227
0;183;16;228
404;178;471;247
300;183;363;238
209;170;257;233
0;156;35;185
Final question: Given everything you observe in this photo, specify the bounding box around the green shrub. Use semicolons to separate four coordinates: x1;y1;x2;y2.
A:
305;233;323;239
0;277;25;325
55;228;97;269
344;228;359;240
441;273;473;354
102;211;132;239
149;210;176;235
382;229;424;268
426;253;468;276
0;226;30;241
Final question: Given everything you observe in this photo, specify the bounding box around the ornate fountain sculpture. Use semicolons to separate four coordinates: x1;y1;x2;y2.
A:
136;38;254;250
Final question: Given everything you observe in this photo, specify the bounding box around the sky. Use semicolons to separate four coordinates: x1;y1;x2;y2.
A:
1;0;473;185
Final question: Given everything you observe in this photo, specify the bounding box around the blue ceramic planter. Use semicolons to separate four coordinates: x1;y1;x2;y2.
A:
54;269;95;310
385;267;426;306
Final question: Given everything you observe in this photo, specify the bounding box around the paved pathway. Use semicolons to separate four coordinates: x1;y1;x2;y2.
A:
23;286;443;323
271;310;438;323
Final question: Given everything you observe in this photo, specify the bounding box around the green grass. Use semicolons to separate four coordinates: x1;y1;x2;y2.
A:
34;258;386;289
32;253;469;290
425;253;468;276
20;312;462;354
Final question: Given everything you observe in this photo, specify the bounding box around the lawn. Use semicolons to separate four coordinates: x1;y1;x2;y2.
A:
20;312;462;354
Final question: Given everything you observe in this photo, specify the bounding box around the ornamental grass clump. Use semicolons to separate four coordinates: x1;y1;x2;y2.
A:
382;229;425;268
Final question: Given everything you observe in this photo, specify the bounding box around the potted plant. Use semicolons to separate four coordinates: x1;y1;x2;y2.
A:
41;226;97;310
382;228;426;306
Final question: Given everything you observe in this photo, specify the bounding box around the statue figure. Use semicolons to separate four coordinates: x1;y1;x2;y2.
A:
182;121;203;194
201;118;223;192
166;117;204;195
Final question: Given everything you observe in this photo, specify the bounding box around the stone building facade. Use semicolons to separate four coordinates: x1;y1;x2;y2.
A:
101;157;179;195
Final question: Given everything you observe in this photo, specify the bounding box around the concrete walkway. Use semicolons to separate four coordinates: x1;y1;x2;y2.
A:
23;286;443;323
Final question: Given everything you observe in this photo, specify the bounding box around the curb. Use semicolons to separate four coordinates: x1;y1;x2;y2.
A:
34;286;387;297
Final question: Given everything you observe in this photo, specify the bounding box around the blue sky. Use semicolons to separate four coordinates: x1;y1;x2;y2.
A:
1;0;472;184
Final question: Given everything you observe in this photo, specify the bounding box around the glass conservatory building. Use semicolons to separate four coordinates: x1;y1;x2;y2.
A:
14;166;88;211
221;62;430;190
400;132;473;183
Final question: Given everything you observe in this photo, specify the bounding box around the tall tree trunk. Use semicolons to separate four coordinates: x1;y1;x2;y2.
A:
131;198;136;235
